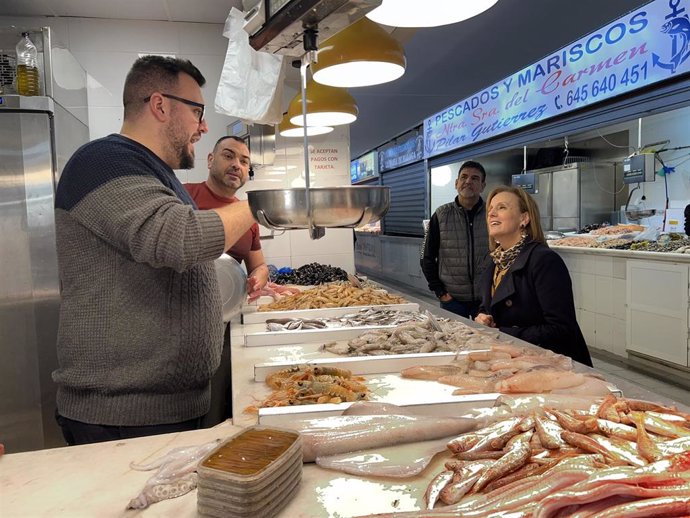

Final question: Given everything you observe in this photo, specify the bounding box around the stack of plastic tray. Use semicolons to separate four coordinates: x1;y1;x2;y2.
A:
197;426;302;518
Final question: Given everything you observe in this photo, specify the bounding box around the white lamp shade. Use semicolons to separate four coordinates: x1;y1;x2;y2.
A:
367;0;499;28
279;123;334;138
313;61;405;88
290;112;356;127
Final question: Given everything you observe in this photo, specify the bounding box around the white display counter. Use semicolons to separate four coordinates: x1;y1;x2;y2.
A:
552;245;690;383
3;285;688;518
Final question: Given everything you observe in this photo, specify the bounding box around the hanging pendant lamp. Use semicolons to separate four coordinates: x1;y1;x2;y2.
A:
367;0;499;28
311;17;406;88
287;81;358;127
278;113;334;137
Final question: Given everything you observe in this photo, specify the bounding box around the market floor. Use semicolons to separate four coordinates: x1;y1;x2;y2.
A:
382;279;690;408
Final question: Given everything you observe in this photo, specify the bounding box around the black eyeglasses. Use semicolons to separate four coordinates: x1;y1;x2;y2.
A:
144;93;205;123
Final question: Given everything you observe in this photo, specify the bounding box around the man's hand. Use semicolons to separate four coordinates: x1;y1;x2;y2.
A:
475;312;495;328
246;264;269;293
439;293;453;302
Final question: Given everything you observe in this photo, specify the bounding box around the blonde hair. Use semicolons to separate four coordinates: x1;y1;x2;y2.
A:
487;186;545;251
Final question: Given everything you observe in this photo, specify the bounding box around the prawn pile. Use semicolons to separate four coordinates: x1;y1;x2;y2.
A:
244;365;370;413
401;343;613;396
257;283;406;311
404;395;690;517
322;319;505;356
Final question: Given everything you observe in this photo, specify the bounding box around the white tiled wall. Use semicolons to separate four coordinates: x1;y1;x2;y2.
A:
2;14;354;272
560;251;627;357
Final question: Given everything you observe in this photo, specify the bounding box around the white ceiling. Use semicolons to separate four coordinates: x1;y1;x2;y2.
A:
0;0;244;24
2;0;650;158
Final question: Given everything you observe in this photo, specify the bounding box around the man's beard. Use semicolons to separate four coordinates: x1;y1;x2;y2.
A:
166;120;195;169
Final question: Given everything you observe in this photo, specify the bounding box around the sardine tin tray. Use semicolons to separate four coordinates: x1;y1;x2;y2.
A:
244;324;398;347
253;351;479;381
256;393;499;426
241;303;420;324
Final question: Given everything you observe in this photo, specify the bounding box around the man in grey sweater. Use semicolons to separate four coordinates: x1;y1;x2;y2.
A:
53;55;256;445
421;161;489;318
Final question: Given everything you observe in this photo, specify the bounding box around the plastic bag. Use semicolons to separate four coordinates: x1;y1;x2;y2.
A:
632;226;660;242
214;8;285;124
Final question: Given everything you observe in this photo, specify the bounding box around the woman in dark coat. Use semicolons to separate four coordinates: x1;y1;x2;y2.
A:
475;186;592;366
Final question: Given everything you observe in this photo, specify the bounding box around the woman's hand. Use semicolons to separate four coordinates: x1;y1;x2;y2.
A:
475;312;496;328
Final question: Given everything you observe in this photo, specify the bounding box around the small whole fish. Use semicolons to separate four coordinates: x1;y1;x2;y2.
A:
424;470;454;509
471;433;532;493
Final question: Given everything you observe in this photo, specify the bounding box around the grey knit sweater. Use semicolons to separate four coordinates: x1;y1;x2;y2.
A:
53;134;226;426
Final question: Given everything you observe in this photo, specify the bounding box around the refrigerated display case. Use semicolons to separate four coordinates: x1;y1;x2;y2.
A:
0;26;89;452
512;161;621;232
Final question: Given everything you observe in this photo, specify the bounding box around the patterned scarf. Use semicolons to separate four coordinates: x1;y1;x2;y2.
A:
490;234;528;271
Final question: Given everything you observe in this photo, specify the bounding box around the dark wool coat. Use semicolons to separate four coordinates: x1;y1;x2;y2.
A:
479;240;593;367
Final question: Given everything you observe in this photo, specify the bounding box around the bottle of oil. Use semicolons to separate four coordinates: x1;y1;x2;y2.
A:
16;32;40;96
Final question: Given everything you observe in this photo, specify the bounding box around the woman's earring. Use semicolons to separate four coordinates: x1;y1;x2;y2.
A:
520;223;528;238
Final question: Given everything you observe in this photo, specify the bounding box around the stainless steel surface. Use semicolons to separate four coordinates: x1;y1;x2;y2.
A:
533;171;552;232
625;209;657;221
214;254;248;323
0;110;59;452
0;94;53;111
579;162;617;228
525;162;616;231
247;186;390;232
552;167;579;226
0;33;89;451
247;0;381;57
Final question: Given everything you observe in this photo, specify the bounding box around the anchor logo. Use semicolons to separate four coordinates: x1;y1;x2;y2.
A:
652;1;690;73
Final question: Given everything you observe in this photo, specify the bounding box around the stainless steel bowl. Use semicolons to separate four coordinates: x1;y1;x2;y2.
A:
214;254;247;322
247;186;390;230
625;209;656;221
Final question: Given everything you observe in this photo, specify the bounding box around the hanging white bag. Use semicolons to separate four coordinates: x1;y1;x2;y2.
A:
215;7;285;124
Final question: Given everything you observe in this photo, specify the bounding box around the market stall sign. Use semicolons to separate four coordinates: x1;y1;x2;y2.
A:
350;151;379;184
378;130;424;172
424;0;690;158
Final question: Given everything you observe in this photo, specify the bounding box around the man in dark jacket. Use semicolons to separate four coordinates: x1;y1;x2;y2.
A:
421;161;489;318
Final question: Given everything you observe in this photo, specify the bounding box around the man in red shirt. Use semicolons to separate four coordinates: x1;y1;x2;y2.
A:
185;136;269;293
185;135;269;426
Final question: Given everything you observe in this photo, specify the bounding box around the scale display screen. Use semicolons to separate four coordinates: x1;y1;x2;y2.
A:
623;154;656;184
512;172;536;194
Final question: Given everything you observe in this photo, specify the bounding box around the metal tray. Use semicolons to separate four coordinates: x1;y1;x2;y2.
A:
242;302;419;324
257;390;499;425
253;351;467;381
244;324;396;347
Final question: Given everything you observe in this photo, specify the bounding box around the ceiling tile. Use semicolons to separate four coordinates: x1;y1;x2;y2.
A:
166;0;243;24
55;0;170;21
0;0;57;17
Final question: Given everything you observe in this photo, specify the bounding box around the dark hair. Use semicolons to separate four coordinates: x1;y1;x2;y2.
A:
122;55;206;119
213;135;248;152
459;160;486;182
